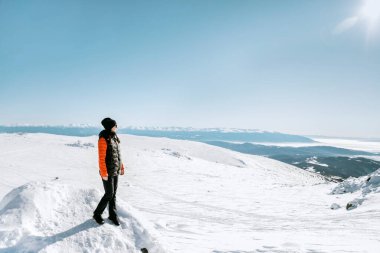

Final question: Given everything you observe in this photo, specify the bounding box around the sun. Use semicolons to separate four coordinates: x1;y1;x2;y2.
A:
359;0;380;25
334;0;380;37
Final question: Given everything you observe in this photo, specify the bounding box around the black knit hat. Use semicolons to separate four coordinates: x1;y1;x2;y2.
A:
101;117;117;131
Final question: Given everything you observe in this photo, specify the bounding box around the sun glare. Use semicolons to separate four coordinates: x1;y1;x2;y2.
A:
359;0;380;23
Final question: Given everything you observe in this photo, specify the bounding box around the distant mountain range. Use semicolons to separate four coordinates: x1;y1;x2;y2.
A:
205;141;380;180
2;125;379;179
205;141;375;157
0;125;315;143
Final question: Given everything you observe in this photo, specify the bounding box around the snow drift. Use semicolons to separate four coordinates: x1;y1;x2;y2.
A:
0;180;166;253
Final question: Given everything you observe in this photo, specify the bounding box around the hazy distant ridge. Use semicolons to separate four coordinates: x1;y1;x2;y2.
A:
0;125;315;143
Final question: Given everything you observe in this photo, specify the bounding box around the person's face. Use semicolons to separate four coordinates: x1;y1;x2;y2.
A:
111;124;117;132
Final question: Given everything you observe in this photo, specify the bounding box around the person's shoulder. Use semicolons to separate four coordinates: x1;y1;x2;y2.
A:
98;130;109;139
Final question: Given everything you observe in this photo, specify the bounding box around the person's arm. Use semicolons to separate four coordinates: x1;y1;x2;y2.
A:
121;162;125;175
98;137;108;179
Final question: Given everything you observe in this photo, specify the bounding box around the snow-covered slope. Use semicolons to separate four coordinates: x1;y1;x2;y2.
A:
0;133;379;252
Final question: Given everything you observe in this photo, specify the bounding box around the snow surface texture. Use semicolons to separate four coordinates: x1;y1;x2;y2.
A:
0;133;379;252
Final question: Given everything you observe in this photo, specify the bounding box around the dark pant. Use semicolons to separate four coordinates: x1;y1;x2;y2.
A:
94;175;119;218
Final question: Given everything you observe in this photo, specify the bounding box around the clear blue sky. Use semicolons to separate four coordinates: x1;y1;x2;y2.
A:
1;0;379;138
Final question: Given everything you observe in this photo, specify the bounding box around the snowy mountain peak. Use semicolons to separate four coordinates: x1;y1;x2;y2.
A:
121;126;270;133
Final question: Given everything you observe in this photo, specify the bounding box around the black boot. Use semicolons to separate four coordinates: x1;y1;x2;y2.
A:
108;215;120;226
93;214;105;225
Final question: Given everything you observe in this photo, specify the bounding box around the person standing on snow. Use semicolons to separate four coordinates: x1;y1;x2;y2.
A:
93;117;125;226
